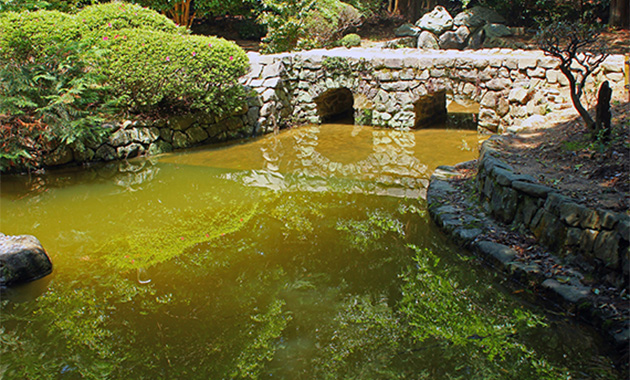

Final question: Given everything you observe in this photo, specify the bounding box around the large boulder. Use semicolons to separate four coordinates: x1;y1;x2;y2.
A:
394;23;422;37
417;31;440;49
453;6;506;28
416;6;454;35
484;23;513;38
439;25;470;49
0;234;53;286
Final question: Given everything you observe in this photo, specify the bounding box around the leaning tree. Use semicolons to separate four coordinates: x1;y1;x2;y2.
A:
536;21;609;132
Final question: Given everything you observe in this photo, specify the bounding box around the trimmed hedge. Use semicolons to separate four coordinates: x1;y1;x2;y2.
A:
1;2;249;116
77;2;186;34
95;29;249;114
0;10;86;60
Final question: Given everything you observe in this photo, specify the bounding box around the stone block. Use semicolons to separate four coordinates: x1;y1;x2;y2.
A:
484;23;512;38
261;62;282;78
186;125;209;144
544;192;571;215
148;140;172;155
508;87;534;104
417;31;440;50
518;57;538;70
559;202;587;227
593;230;619;268
578;228;599;254
95;144;116;161
476;241;518;265
605;72;624;82
503;58;518;70
512;180;551;198
616;218;630;241
172;131;189;149
579;208;601;230
565;227;581;246
520;196;542;226
478;108;500;131
169;115;196;131
600;210;620;229
159;128;173;143
486;78;512;90
384;58;404;69
541;279;590;303
439;30;466;50
527;67;546;78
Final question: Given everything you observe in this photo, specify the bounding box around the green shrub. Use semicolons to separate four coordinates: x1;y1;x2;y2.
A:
338;33;361;47
94;28;249;115
0;0;85;13
0;11;111;171
77;2;185;34
0;3;251;171
0;10;86;60
259;0;362;53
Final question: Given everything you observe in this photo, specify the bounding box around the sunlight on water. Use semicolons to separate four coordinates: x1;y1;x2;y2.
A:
0;125;621;379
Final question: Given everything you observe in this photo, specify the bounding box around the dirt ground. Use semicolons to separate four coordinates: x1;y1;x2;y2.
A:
498;103;630;214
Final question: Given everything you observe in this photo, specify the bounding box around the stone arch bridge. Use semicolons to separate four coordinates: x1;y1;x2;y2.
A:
241;48;626;135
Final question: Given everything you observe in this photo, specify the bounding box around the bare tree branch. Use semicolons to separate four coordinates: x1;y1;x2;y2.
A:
536;21;609;131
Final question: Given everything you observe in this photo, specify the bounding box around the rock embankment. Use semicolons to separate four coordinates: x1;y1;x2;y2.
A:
427;137;629;360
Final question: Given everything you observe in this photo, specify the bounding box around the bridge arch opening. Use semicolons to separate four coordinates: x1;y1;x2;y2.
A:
314;88;354;124
413;90;447;128
446;92;480;130
413;90;480;130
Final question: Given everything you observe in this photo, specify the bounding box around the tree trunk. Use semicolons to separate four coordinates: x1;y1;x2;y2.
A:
609;0;630;29
561;66;595;130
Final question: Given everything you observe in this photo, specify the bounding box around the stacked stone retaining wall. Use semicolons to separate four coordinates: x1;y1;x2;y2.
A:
36;106;256;170
477;136;630;287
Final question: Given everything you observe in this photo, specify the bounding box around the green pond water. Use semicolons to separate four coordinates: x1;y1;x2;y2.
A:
0;124;621;379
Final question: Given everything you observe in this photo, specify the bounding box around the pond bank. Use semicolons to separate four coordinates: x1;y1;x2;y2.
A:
427;136;629;369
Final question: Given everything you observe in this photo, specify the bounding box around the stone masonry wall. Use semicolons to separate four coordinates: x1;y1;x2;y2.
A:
243;48;627;134
477;136;630;286
41;106;256;169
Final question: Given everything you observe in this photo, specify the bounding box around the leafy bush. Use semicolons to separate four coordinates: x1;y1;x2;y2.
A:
0;3;250;171
0;10;110;171
76;2;185;34
259;0;362;53
303;0;361;47
0;10;86;59
0;0;86;13
94;28;249;115
345;0;384;18
338;33;361;47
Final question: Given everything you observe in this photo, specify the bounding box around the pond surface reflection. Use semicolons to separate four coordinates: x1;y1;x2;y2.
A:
0;125;620;379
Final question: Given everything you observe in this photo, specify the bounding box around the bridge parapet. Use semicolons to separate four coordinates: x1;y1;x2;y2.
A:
241;48;626;134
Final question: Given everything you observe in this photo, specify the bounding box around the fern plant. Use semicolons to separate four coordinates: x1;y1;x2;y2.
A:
0;40;112;171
